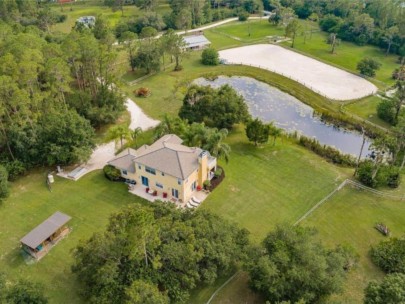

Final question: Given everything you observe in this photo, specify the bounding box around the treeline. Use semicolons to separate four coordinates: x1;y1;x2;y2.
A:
264;0;405;57
0;4;125;180
113;0;264;39
72;204;357;304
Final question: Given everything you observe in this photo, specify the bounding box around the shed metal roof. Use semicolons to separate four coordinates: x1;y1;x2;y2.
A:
20;212;71;249
183;35;211;48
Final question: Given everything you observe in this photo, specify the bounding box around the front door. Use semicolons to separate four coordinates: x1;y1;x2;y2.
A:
141;176;149;187
172;188;179;199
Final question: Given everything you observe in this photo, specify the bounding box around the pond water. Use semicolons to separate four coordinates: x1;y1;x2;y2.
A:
194;76;372;157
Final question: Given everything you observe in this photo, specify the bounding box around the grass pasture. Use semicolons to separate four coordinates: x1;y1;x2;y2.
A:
303;186;405;303
50;2;140;33
0;171;146;303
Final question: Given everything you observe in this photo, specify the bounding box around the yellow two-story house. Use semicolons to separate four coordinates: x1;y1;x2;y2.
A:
107;134;217;202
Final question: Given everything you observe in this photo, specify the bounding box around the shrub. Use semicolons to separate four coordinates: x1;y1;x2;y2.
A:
357;58;381;77
297;136;356;167
392;66;405;81
214;168;223;178
377;98;397;125
0;165;9;202
135;87;151;97
203;180;211;189
238;11;249;21
201;48;219;66
4;160;26;181
370;237;405;274
357;161;377;187
103;165;122;181
364;273;405;304
385;166;401;188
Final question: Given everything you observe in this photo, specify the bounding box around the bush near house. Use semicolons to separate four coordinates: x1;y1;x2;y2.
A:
103;165;122;181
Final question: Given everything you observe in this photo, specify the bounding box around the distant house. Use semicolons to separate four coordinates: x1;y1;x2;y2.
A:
20;212;71;260
108;134;217;203
183;34;211;51
76;16;96;28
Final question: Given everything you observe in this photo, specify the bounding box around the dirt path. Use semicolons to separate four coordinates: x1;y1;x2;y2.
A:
58;97;159;180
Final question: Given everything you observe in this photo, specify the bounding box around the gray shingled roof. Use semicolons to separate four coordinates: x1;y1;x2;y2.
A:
20;212;71;249
107;149;137;173
183;35;211;48
134;134;203;179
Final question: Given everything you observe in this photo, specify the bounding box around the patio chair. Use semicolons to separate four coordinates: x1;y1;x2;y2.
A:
191;196;201;204
186;202;195;209
189;200;199;208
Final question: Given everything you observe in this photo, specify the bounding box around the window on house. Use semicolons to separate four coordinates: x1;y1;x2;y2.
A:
191;181;196;191
145;166;156;175
138;165;141;170
161;172;165;176
122;170;128;175
156;183;163;189
178;179;182;185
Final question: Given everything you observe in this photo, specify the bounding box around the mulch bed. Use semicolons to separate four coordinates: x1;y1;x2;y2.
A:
207;166;225;191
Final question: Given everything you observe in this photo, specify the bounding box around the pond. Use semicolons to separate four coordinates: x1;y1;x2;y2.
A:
194;76;372;157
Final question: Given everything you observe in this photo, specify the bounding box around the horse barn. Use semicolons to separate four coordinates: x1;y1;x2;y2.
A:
183;33;211;51
20;212;71;260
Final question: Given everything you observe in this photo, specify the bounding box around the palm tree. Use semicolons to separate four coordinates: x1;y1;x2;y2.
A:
131;127;143;148
182;122;207;147
203;128;231;163
154;114;186;140
108;125;131;148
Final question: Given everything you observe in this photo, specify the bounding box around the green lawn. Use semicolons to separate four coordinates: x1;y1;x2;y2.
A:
202;127;350;242
50;2;140;33
344;95;393;129
0;170;147;303
302;186;405;303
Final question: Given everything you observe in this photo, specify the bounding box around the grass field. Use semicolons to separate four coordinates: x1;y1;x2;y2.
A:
50;2;140;33
302;186;405;303
0;171;146;303
344;95;393;129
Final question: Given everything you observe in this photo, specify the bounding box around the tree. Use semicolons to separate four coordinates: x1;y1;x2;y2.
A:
179;84;251;129
108;125;131;148
392;81;405;123
132;42;161;74
245;118;270;146
327;33;340;54
134;0;158;11
248;225;354;303
357;58;381;77
377;98;397;125
364;273;405;304
124;280;169;304
383;26;399;55
394;116;405;170
201;48;219;65
104;0;125;16
285;19;301;48
72;205;249;303
268;122;282;145
120;31;138;71
5;279;48;304
131;127;143;148
370;237;405;274
0;165;9;202
160;30;187;71
203;128;231;163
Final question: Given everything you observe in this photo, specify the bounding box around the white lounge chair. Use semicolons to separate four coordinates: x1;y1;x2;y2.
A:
189;200;199;208
191;196;201;204
186;202;195;209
